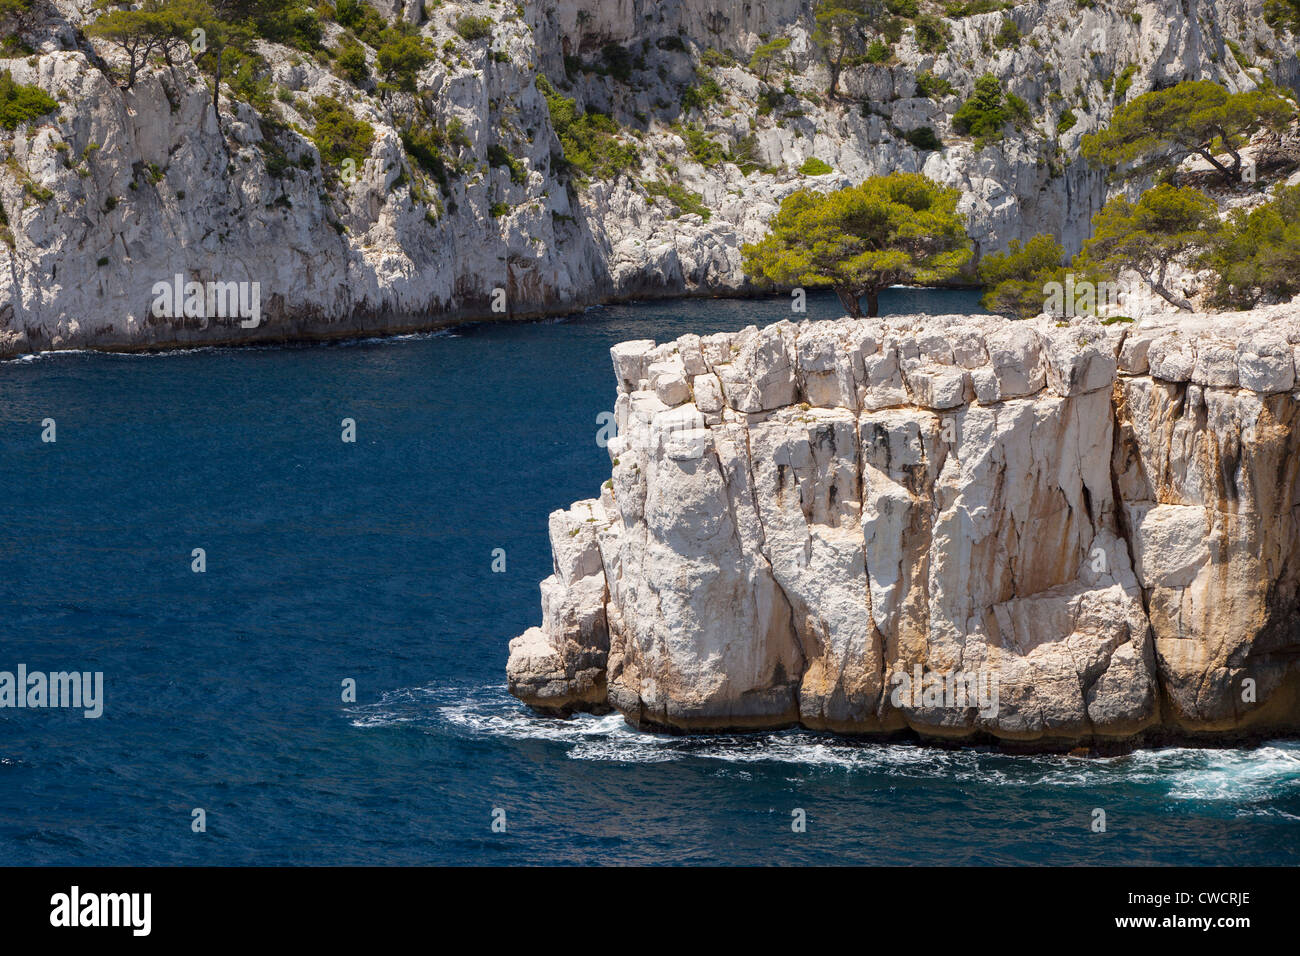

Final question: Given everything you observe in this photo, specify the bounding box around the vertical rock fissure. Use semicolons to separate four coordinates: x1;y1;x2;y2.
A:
739;422;809;710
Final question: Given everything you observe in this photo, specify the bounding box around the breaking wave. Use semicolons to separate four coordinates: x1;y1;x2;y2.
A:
348;684;1300;810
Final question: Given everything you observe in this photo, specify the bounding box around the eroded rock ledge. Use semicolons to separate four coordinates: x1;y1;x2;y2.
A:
506;308;1300;749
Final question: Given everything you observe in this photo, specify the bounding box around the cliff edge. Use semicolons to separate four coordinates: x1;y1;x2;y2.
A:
506;309;1300;748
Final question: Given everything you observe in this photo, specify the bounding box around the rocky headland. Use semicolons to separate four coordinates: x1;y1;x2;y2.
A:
507;309;1300;749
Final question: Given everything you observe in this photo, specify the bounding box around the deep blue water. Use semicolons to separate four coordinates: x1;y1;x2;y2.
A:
1;289;1298;866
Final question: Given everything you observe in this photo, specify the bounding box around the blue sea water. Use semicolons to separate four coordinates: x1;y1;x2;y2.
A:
1;289;1298;866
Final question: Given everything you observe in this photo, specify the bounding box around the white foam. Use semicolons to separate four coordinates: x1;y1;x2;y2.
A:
2;348;94;364
0;328;461;365
334;329;460;347
349;684;1300;806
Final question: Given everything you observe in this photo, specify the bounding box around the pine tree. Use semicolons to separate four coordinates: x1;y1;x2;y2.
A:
742;173;972;318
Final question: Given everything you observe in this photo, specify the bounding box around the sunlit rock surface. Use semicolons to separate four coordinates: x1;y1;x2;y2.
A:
508;308;1300;748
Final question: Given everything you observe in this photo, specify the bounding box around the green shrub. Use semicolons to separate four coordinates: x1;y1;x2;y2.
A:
1225;38;1251;68
334;0;387;42
454;15;493;42
643;179;712;221
310;96;374;170
978;234;1066;318
376;34;432;91
915;70;955;99
537;75;639;181
915;14;951;53
944;0;1007;15
903;126;942;150
487;143;528;185
1264;0;1299;34
0;32;32;56
799;156;833;175
679;123;726;167
757;85;786;116
1202;184;1300;309
401;124;451;192
994;18;1020;48
952;74;1027;146
1113;62;1138;99
259;123;312;180
725;133;764;175
600;43;638;81
681;72;724;111
699;48;734;68
335;39;369;85
249;0;324;52
1005;92;1031;123
446;117;472;149
1056;108;1077;133
0;69;56;130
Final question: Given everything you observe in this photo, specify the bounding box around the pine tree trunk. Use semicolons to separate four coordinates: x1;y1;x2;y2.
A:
213;46;223;114
1145;271;1194;311
835;287;862;318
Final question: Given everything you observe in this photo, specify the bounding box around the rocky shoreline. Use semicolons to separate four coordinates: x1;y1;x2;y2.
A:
507;308;1300;750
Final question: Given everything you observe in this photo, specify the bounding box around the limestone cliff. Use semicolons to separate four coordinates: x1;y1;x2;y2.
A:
506;310;1300;748
2;0;1297;355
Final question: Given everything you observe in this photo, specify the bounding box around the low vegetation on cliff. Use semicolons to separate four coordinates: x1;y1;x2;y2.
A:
973;79;1300;319
0;67;55;129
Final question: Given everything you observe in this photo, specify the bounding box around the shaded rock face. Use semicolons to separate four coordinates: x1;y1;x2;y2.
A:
507;308;1300;748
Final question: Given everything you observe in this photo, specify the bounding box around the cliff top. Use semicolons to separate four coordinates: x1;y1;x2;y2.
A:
608;307;1300;421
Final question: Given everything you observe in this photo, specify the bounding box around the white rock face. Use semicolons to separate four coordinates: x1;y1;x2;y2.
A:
506;500;611;713
1;1;607;355
508;308;1300;747
2;0;1294;355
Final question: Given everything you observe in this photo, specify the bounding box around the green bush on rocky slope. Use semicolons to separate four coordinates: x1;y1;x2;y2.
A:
0;68;57;129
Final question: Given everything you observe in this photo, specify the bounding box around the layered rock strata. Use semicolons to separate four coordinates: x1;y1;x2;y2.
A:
507;309;1300;747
